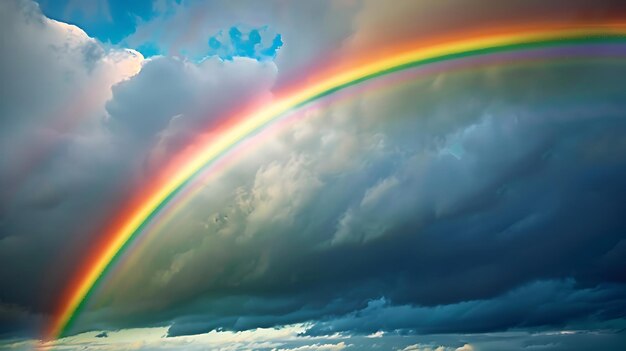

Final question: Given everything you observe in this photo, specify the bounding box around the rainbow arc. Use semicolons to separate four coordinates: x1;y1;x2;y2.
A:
46;23;626;341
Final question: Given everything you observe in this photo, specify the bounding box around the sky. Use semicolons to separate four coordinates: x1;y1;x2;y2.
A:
1;0;626;350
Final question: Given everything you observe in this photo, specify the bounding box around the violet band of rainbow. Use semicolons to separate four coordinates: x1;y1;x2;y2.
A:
47;26;626;341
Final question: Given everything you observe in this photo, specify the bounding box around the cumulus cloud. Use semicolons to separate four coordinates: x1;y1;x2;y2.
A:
123;0;360;84
272;341;349;351
103;54;277;176
6;324;351;351
401;345;447;351
0;0;279;338
396;344;473;351
0;0;142;335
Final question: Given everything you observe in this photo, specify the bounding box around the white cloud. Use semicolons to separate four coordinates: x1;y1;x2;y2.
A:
0;0;143;202
400;344;448;351
360;177;400;209
124;0;360;82
106;55;277;155
0;0;144;328
365;330;384;339
272;341;349;351
2;324;350;351
398;342;473;351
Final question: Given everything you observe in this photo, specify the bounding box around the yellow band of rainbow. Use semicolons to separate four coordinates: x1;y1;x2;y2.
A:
46;23;626;341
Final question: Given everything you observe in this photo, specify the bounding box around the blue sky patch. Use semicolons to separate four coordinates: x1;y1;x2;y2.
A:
207;27;283;61
35;0;168;44
35;1;281;61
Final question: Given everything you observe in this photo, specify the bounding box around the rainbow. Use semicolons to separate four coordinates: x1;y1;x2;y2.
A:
46;24;626;340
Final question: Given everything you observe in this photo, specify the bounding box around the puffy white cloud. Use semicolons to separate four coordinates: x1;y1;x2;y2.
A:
103;54;278;180
3;324;352;351
401;345;447;351
0;1;143;331
272;341;349;351
124;0;360;85
0;0;279;337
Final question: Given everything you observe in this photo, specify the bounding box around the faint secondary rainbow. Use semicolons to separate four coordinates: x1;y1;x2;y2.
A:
47;24;626;340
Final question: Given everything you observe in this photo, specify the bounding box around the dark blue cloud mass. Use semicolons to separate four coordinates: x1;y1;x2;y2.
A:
89;62;626;346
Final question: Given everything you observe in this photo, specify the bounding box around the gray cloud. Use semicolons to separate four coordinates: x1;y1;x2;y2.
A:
105;54;277;166
0;1;143;331
305;280;626;336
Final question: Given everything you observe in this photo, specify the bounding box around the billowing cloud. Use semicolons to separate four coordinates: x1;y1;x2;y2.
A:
123;0;360;83
104;53;277;170
0;0;142;336
0;0;278;338
404;345;444;351
5;325;625;351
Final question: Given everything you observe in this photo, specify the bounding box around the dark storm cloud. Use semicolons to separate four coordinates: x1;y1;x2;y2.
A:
304;280;626;336
0;0;277;337
0;0;143;338
166;295;365;337
166;280;626;337
80;62;626;343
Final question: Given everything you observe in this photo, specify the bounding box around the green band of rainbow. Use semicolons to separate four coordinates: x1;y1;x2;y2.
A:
47;24;626;341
